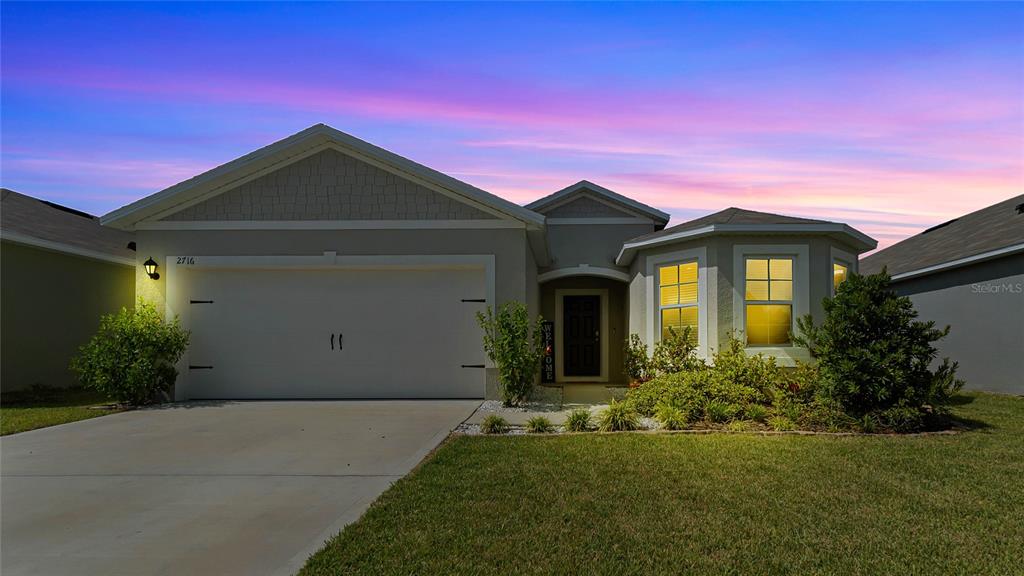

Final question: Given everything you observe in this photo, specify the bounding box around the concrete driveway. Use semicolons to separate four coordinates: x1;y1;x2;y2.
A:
1;400;479;576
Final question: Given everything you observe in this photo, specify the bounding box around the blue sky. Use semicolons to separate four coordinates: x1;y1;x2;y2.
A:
2;2;1021;247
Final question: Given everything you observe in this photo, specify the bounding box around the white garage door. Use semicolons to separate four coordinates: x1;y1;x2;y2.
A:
184;267;487;399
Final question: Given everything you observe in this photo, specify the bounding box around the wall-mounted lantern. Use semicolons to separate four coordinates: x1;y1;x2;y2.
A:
144;257;160;280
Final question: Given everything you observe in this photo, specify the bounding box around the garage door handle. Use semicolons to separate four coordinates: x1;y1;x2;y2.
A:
461;364;485;368
330;333;335;350
338;333;343;351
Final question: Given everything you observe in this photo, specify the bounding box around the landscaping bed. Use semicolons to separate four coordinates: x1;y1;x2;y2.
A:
301;393;1023;576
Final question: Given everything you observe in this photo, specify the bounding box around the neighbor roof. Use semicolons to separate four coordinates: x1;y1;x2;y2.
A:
1;189;135;265
526;180;670;223
616;207;876;266
860;194;1024;279
101;123;546;230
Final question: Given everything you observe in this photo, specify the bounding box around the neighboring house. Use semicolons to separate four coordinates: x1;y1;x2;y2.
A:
860;196;1024;394
100;124;876;401
1;189;136;391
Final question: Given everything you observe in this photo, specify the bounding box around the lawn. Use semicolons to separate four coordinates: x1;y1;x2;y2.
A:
302;393;1024;576
0;387;122;435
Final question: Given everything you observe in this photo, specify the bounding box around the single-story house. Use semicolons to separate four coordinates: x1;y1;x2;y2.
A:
1;189;136;391
101;124;876;401
860;195;1023;395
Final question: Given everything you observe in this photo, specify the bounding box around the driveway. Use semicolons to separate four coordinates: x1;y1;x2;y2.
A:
0;400;479;576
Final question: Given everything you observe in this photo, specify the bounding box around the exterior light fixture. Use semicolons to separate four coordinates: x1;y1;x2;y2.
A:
144;257;160;280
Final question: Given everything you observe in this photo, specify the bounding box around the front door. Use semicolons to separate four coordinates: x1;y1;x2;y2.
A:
563;295;601;377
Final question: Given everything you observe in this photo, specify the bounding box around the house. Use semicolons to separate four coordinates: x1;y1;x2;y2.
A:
860;196;1024;394
1;189;136;391
100;124;876;401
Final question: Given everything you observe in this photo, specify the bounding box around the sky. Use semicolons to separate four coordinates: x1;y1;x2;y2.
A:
2;2;1022;249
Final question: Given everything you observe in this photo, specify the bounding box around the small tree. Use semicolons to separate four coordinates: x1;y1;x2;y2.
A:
71;301;190;405
476;302;544;406
793;270;962;417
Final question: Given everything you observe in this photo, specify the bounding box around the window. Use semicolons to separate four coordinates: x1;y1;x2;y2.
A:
659;261;698;343
745;257;793;345
833;261;849;292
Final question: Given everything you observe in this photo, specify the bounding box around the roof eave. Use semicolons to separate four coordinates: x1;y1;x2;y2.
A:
615;223;877;266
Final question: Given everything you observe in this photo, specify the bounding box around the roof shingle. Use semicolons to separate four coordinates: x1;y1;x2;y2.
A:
1;189;135;260
859;195;1024;277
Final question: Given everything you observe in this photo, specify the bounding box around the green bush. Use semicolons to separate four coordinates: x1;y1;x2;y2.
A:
71;301;190;405
650;326;704;375
794;271;963;419
477;302;545;406
654;403;687;430
564;408;593;432
525;415;554;434
768;415;797;431
726;420;755;432
598;399;639;432
479;414;509;434
623;334;652;383
876;407;926;433
704;400;738;423
625;370;708;418
744;404;769;423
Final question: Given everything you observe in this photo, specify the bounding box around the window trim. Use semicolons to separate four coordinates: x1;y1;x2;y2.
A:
657;259;700;344
743;256;795;346
732;244;810;359
830;246;858;296
645;247;708;358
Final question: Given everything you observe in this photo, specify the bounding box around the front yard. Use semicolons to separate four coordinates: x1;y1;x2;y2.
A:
0;387;121;435
302;392;1023;575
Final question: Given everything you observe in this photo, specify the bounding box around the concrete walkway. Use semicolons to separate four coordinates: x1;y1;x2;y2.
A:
0;400;479;576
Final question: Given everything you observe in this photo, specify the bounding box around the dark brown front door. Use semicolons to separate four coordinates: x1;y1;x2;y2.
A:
563;295;600;377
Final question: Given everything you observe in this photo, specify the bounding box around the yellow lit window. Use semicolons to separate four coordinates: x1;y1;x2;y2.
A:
833;262;849;292
659;262;698;343
744;257;793;346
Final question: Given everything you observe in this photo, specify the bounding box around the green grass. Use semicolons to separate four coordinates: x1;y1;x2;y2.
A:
302;393;1024;575
1;387;122;435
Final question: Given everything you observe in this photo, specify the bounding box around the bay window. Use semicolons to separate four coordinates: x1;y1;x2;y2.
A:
745;257;793;345
659;261;698;343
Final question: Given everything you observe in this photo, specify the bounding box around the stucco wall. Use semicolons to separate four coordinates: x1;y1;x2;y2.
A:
162;149;495;221
889;254;1023;394
1;242;135;390
545;223;654;271
540;277;628;385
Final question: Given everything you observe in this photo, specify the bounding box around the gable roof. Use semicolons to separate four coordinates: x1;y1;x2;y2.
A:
101;124;545;230
860;194;1024;279
616;207;876;266
526;180;670;224
1;188;135;265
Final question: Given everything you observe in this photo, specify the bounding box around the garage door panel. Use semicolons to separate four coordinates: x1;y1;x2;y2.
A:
185;268;486;399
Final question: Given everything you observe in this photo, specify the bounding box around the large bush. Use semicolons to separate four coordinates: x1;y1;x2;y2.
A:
650;326;704;374
71;301;190;405
477;301;545;406
793;270;963;418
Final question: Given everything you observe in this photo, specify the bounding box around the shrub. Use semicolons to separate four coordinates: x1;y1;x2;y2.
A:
794;271;963;419
477;302;545;406
625;370;709;418
876;407;925;433
704;400;738;423
726;420;755;432
480;414;509;434
564;408;593;432
598;399;639;432
708;338;780;406
744;404;769;423
71;301;190;405
768;415;797;431
623;334;652;384
525;415;554;434
654;403;687;430
650;326;704;375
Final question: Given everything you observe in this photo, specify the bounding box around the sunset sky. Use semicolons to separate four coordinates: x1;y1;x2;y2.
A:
2;2;1021;249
